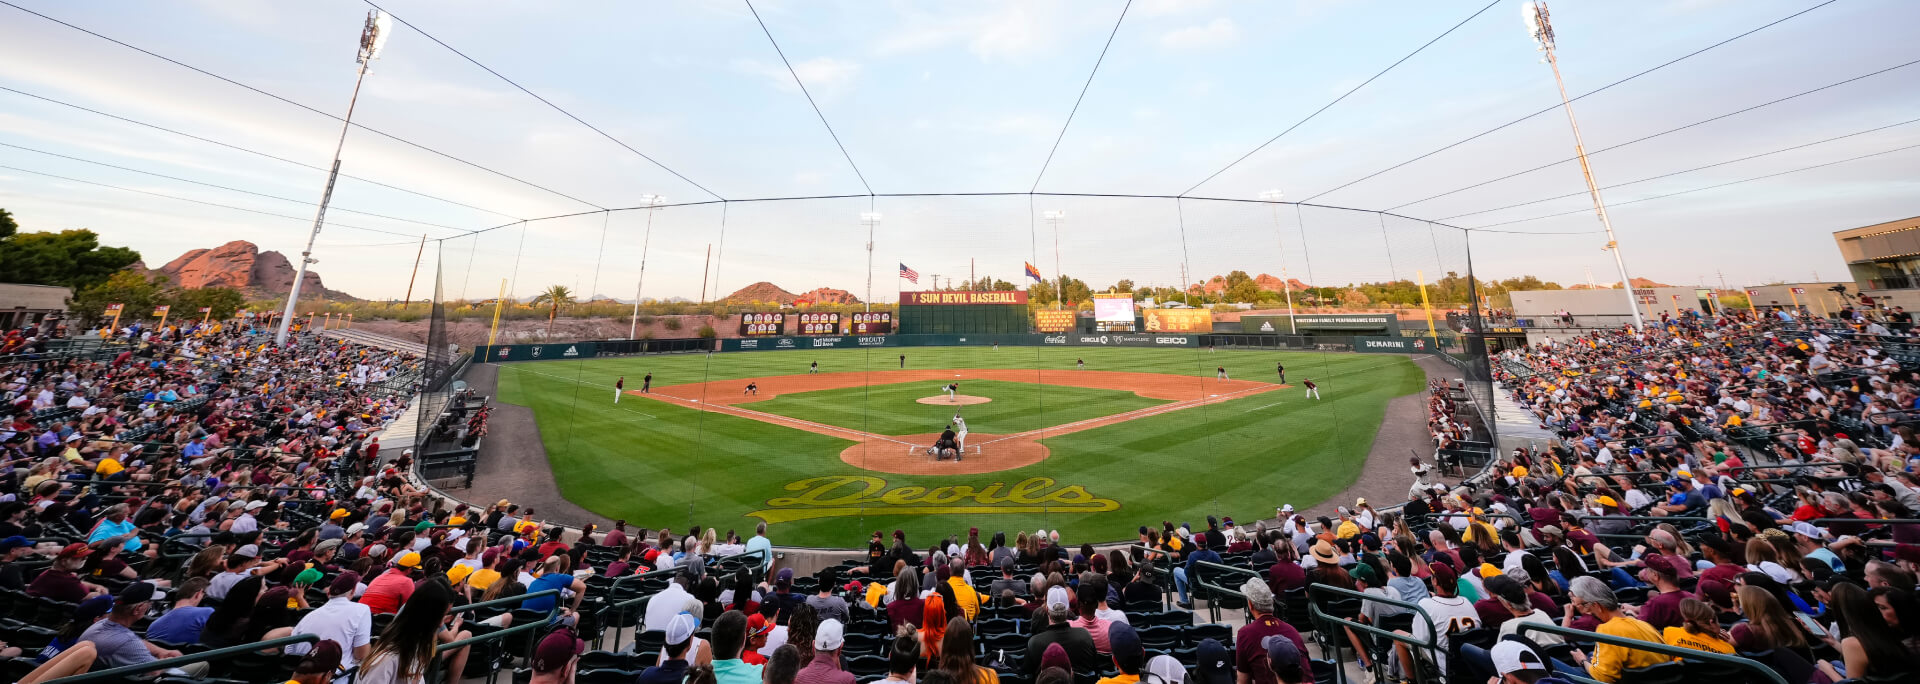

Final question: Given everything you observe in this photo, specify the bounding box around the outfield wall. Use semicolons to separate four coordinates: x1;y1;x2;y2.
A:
476;332;1457;360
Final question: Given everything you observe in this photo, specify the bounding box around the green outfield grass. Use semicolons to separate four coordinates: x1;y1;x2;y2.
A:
745;379;1168;436
494;346;1426;547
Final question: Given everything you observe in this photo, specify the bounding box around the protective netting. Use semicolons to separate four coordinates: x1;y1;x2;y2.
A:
429;195;1498;549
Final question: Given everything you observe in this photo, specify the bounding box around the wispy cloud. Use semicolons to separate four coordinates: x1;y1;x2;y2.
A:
730;56;861;97
1159;18;1239;50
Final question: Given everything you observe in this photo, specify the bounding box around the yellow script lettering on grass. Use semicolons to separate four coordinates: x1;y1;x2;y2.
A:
748;475;1119;523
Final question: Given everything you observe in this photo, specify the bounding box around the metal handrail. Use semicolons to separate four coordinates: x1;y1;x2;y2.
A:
1190;560;1260;623
429;588;562;684
43;633;320;684
1511;622;1788;684
1305;583;1442;684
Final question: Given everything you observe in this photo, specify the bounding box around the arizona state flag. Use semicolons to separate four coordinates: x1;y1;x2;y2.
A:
1024;262;1043;282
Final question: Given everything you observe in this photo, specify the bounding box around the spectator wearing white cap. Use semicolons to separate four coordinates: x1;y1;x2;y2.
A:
207;544;282;600
639;613;702;684
794;618;854;684
1025;586;1099;678
230;499;266;534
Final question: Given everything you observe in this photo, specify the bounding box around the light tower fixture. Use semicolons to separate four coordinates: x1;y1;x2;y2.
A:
1258;189;1298;331
860;212;882;311
1042;210;1067;310
629;194;667;338
1523;1;1643;328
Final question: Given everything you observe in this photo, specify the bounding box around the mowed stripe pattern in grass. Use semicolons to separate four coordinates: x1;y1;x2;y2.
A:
495;347;1424;547
744;380;1168;436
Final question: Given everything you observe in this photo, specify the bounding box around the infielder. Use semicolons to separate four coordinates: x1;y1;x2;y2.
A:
1216;366;1228;380
1275;363;1286;384
642;373;652;393
1076;358;1085;370
744;381;759;396
1304;378;1320;399
614;376;624;403
952;414;968;453
809;361;819;374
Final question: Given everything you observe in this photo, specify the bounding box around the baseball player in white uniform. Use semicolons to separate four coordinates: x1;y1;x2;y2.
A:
952;415;968;453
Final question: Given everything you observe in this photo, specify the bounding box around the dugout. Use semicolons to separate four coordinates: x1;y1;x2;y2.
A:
897;290;1031;334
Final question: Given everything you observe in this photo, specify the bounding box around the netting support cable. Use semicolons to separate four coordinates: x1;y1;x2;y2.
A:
1179;0;1501;196
1030;0;1133;193
711;202;730;303
587;210;612;306
743;0;874;196
1378;213;1401;284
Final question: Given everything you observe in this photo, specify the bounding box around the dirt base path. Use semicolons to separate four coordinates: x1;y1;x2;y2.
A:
628;369;1284;475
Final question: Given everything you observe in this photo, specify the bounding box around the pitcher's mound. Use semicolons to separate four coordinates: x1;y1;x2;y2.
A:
841;433;1048;474
917;394;992;405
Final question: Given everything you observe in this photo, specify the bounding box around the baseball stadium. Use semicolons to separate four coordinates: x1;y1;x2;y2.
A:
420;195;1499;551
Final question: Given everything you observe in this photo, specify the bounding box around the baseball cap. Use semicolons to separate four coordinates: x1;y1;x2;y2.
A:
116;581;156;604
1478;563;1502;578
234;544;260;559
447;564;474;585
1642;553;1677;577
1280;504;1294;514
396;551;421;568
667;613;700;646
244;500;268;511
330;509;350;520
1594;495;1618;508
74;595;113;623
1789;522;1828;540
1240;577;1274;613
1107;622;1142;658
1046;586;1073;612
295;567;325;586
814;618;845;651
1194;638;1233;684
1430;561;1458;586
531;629;584;673
1350;563;1378;585
0;536;31;553
1538;525;1563;538
1491;641;1546;675
314;539;343;554
346;522;366;536
330;571;361;594
746;613;774;638
1263;635;1302;670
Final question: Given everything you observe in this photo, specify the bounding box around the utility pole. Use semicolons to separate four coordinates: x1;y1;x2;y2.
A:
401;233;426;306
1524;2;1642;329
276;10;390;345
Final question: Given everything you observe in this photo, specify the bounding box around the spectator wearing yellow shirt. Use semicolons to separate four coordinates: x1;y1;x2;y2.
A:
1566;577;1674;682
1334;509;1361;539
1661;600;1735;654
943;557;983;621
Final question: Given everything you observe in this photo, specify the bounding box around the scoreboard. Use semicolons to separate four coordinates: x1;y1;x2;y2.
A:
847;311;893;335
740;312;786;336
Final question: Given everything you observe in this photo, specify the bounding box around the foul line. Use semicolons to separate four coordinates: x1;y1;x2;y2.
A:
502;364;658;420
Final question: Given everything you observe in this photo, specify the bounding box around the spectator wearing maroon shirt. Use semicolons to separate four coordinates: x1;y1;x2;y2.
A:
1696;538;1745;586
1233;577;1312;682
1634;555;1689;631
27;544;106;603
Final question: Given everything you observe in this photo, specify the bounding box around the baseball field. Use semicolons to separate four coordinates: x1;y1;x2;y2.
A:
493;346;1425;548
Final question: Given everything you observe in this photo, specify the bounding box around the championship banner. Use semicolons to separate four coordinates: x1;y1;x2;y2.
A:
1034;310;1076;332
1142;308;1212;333
901;291;1028;305
151;305;171;317
739;312;786;336
795;312;841;335
848;311;894;334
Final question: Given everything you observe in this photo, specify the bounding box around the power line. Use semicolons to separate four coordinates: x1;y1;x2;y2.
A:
742;0;873;196
1179;0;1501;196
0;163;426;239
363;1;725;202
0;85;522;221
1303;0;1842;202
1439;116;1920;220
1031;0;1133;193
0;0;605;210
1467;142;1920;229
1390;56;1920;211
0;141;475;234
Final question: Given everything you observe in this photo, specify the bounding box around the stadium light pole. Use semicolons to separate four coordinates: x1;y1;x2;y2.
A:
1258;189;1298;332
860;212;882;312
1524;1;1643;329
1042;210;1066;310
275;9;390;346
629;194;666;339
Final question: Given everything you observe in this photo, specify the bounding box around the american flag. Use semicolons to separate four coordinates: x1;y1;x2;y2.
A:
899;263;919;284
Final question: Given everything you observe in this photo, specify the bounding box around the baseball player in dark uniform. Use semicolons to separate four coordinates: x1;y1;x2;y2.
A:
932;425;960;461
1275;363;1285;383
744;381;759;396
1304;378;1320;399
642;373;652;393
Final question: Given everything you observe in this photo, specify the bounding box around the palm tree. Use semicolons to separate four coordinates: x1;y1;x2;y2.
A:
529;285;577;337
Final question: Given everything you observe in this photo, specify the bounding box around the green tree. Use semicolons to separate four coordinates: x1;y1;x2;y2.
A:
529;285;577;336
1224;270;1262;303
0;211;142;290
72;271;167;324
1111;279;1135;293
171;286;246;321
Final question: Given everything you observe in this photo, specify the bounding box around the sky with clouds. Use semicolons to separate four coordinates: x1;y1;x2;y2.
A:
1;0;1915;302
